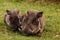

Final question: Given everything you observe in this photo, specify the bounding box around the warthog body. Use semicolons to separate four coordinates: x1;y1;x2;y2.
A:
18;10;45;36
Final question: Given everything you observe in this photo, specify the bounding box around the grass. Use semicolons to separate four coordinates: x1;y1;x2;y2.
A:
0;0;60;40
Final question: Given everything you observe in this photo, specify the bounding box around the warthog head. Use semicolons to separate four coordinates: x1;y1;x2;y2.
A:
6;9;21;31
18;10;44;36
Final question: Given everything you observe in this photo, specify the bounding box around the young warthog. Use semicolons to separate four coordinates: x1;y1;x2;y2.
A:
18;10;45;36
4;9;22;31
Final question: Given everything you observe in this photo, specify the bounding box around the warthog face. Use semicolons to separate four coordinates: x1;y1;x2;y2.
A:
18;10;45;36
4;9;21;31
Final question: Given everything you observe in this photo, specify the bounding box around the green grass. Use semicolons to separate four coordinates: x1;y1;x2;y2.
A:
0;0;60;40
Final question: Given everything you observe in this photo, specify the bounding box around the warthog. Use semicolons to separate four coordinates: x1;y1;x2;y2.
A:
4;9;22;31
18;10;45;36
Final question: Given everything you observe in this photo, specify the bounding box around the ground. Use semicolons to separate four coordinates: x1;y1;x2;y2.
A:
0;0;60;40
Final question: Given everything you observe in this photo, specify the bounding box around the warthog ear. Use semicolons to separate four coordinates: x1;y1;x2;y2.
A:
31;11;43;24
33;11;43;20
37;11;43;17
6;10;11;15
16;9;19;14
27;11;30;15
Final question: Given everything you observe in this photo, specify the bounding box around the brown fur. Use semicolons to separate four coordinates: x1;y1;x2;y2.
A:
18;10;45;36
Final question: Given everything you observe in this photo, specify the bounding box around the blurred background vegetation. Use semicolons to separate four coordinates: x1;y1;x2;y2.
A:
1;0;60;3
